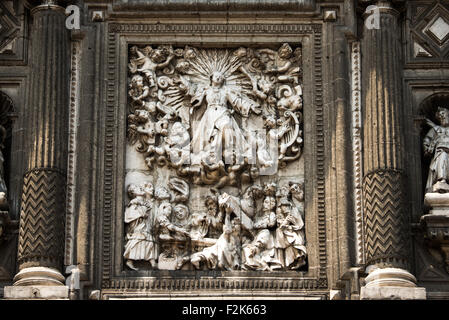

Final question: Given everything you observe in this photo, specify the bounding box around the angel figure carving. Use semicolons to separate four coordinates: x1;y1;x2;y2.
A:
181;70;261;167
423;107;449;193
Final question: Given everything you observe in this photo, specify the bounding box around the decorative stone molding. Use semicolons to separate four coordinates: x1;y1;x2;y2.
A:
112;0;317;12
351;41;364;265
363;169;410;268
18;169;66;269
64;39;81;267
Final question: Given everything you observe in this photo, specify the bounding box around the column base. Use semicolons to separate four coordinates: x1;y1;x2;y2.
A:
360;268;426;300
3;266;68;299
12;266;65;286
3;285;69;300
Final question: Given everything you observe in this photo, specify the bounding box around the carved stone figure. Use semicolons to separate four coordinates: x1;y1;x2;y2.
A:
125;44;307;271
185;70;260;166
242;196;276;271
155;201;190;241
273;198;307;270
124;183;157;270
190;212;241;270
128;44;304;188
423;107;449;193
129;45;175;88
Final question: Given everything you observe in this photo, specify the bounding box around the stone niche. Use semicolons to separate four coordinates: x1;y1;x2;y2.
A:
124;43;306;273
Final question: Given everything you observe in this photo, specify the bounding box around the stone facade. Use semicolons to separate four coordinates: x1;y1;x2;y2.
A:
0;0;447;300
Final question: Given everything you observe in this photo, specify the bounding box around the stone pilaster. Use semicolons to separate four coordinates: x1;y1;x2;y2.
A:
4;0;70;299
359;1;425;299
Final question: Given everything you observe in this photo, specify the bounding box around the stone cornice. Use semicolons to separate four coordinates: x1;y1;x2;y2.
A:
112;0;317;12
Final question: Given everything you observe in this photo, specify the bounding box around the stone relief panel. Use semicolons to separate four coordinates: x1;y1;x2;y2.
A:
124;44;306;271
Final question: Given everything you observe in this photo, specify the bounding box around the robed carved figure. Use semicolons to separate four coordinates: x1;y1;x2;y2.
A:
423;107;449;193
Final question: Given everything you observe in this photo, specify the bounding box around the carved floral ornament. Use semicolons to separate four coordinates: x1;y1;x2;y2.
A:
124;44;306;272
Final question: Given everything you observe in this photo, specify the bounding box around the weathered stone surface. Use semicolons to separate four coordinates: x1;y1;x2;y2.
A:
0;0;447;300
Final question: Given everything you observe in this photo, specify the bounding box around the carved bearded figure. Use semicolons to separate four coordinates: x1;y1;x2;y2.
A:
124;183;157;270
424;107;449;193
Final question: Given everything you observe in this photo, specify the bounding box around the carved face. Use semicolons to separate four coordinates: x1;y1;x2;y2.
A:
263;196;276;211
436;108;449;126
155;187;170;200
289;182;304;201
264;116;276;128
259;78;273;94
234;47;247;58
175;60;190;73
132;75;144;88
160;202;172;216
128;184;143;198
151;49;166;63
171;122;186;137
184;47;196;59
211;72;225;87
231;218;241;233
142;182;154;197
174;204;189;221
278;43;293;59
205;197;218;212
280;202;292;214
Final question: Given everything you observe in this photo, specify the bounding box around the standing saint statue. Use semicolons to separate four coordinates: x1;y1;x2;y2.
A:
423;107;449;193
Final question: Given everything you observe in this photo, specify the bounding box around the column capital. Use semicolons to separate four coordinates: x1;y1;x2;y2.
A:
358;0;405;13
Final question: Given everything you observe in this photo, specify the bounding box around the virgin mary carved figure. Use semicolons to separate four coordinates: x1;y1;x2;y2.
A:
189;71;260;164
175;48;261;169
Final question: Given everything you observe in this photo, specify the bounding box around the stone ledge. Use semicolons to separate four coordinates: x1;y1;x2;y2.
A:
360;286;426;300
3;285;69;300
112;0;316;11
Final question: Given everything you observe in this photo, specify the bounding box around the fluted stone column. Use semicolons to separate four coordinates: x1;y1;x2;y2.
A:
360;1;425;299
4;0;70;299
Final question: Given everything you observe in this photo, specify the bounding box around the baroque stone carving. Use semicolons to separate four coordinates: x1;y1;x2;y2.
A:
124;179;306;271
127;44;303;187
125;43;306;271
423;107;449;193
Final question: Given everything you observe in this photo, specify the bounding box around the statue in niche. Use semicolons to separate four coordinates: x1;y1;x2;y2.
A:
124;183;158;270
423;107;449;193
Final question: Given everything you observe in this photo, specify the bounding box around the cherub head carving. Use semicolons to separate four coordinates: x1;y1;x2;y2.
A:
278;43;293;59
